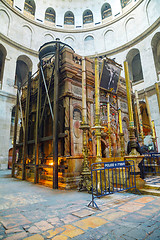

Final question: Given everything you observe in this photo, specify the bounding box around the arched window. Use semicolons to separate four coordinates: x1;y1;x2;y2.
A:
83;9;93;24
64;37;75;49
0;45;7;89
15;56;32;88
121;0;132;9
84;35;94;54
126;49;144;83
45;8;55;23
132;53;143;82
24;0;35;16
101;3;112;20
64;11;74;25
151;32;160;80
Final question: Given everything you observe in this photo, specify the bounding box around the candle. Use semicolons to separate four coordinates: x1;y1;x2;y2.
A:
107;96;110;129
124;61;134;127
118;108;123;134
151;120;156;139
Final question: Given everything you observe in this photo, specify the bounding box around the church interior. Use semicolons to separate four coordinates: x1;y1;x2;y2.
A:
0;0;160;190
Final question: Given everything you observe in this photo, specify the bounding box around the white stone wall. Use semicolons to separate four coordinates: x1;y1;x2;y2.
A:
0;0;160;169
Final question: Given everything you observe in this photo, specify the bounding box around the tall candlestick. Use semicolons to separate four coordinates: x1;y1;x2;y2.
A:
82;57;87;125
124;60;137;155
107;94;112;157
144;92;152;133
107;98;110;129
124;61;134;127
79;57;91;191
135;90;144;143
151;120;156;139
95;57;100;125
155;82;160;113
118;108;123;134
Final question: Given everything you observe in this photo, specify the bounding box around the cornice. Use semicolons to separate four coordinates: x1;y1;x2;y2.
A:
89;17;160;58
0;33;38;57
0;15;159;60
2;0;144;34
138;81;160;97
0;90;16;100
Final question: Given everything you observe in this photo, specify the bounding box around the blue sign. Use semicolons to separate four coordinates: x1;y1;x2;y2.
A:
104;161;125;169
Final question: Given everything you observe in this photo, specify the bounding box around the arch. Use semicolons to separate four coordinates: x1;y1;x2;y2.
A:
0;44;7;89
39;33;55;47
73;106;83;154
83;9;93;24
45;7;55;23
101;3;112;20
64;11;74;25
151;32;160;80
44;33;54;42
121;0;132;9
125;17;135;42
15;55;32;88
22;25;32;48
126;48;144;83
24;0;36;16
64;37;75;50
146;0;160;26
84;35;94;54
104;30;115;51
0;9;10;36
101;139;108;157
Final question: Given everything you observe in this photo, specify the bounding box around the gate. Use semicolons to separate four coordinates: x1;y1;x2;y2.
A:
88;160;139;209
142;153;160;177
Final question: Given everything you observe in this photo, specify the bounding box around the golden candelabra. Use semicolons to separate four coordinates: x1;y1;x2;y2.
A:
135;90;144;144
145;92;156;149
79;57;91;191
92;56;103;193
107;94;112;158
93;56;103;163
118;107;125;157
124;61;138;155
151;120;157;151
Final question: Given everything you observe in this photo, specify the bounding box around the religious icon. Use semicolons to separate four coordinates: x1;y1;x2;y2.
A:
100;59;121;93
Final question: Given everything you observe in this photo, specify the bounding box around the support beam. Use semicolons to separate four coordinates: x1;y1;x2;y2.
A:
22;72;31;180
12;90;19;177
34;67;41;184
53;42;60;189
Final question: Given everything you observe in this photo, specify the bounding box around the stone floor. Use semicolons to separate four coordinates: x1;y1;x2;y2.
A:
145;176;160;188
0;170;160;240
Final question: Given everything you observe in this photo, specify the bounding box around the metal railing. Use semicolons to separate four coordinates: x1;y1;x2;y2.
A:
88;160;139;209
142;153;160;176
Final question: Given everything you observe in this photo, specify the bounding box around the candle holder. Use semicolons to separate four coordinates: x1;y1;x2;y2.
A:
119;132;125;157
79;123;91;192
107;128;112;158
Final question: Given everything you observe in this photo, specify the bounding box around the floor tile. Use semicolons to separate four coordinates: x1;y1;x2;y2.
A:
118;202;145;212
73;216;107;230
72;209;95;218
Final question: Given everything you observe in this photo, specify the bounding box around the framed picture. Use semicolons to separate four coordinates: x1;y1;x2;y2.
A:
100;59;121;93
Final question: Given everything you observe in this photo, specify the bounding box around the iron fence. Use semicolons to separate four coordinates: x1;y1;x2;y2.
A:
88;160;138;209
142;153;160;176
